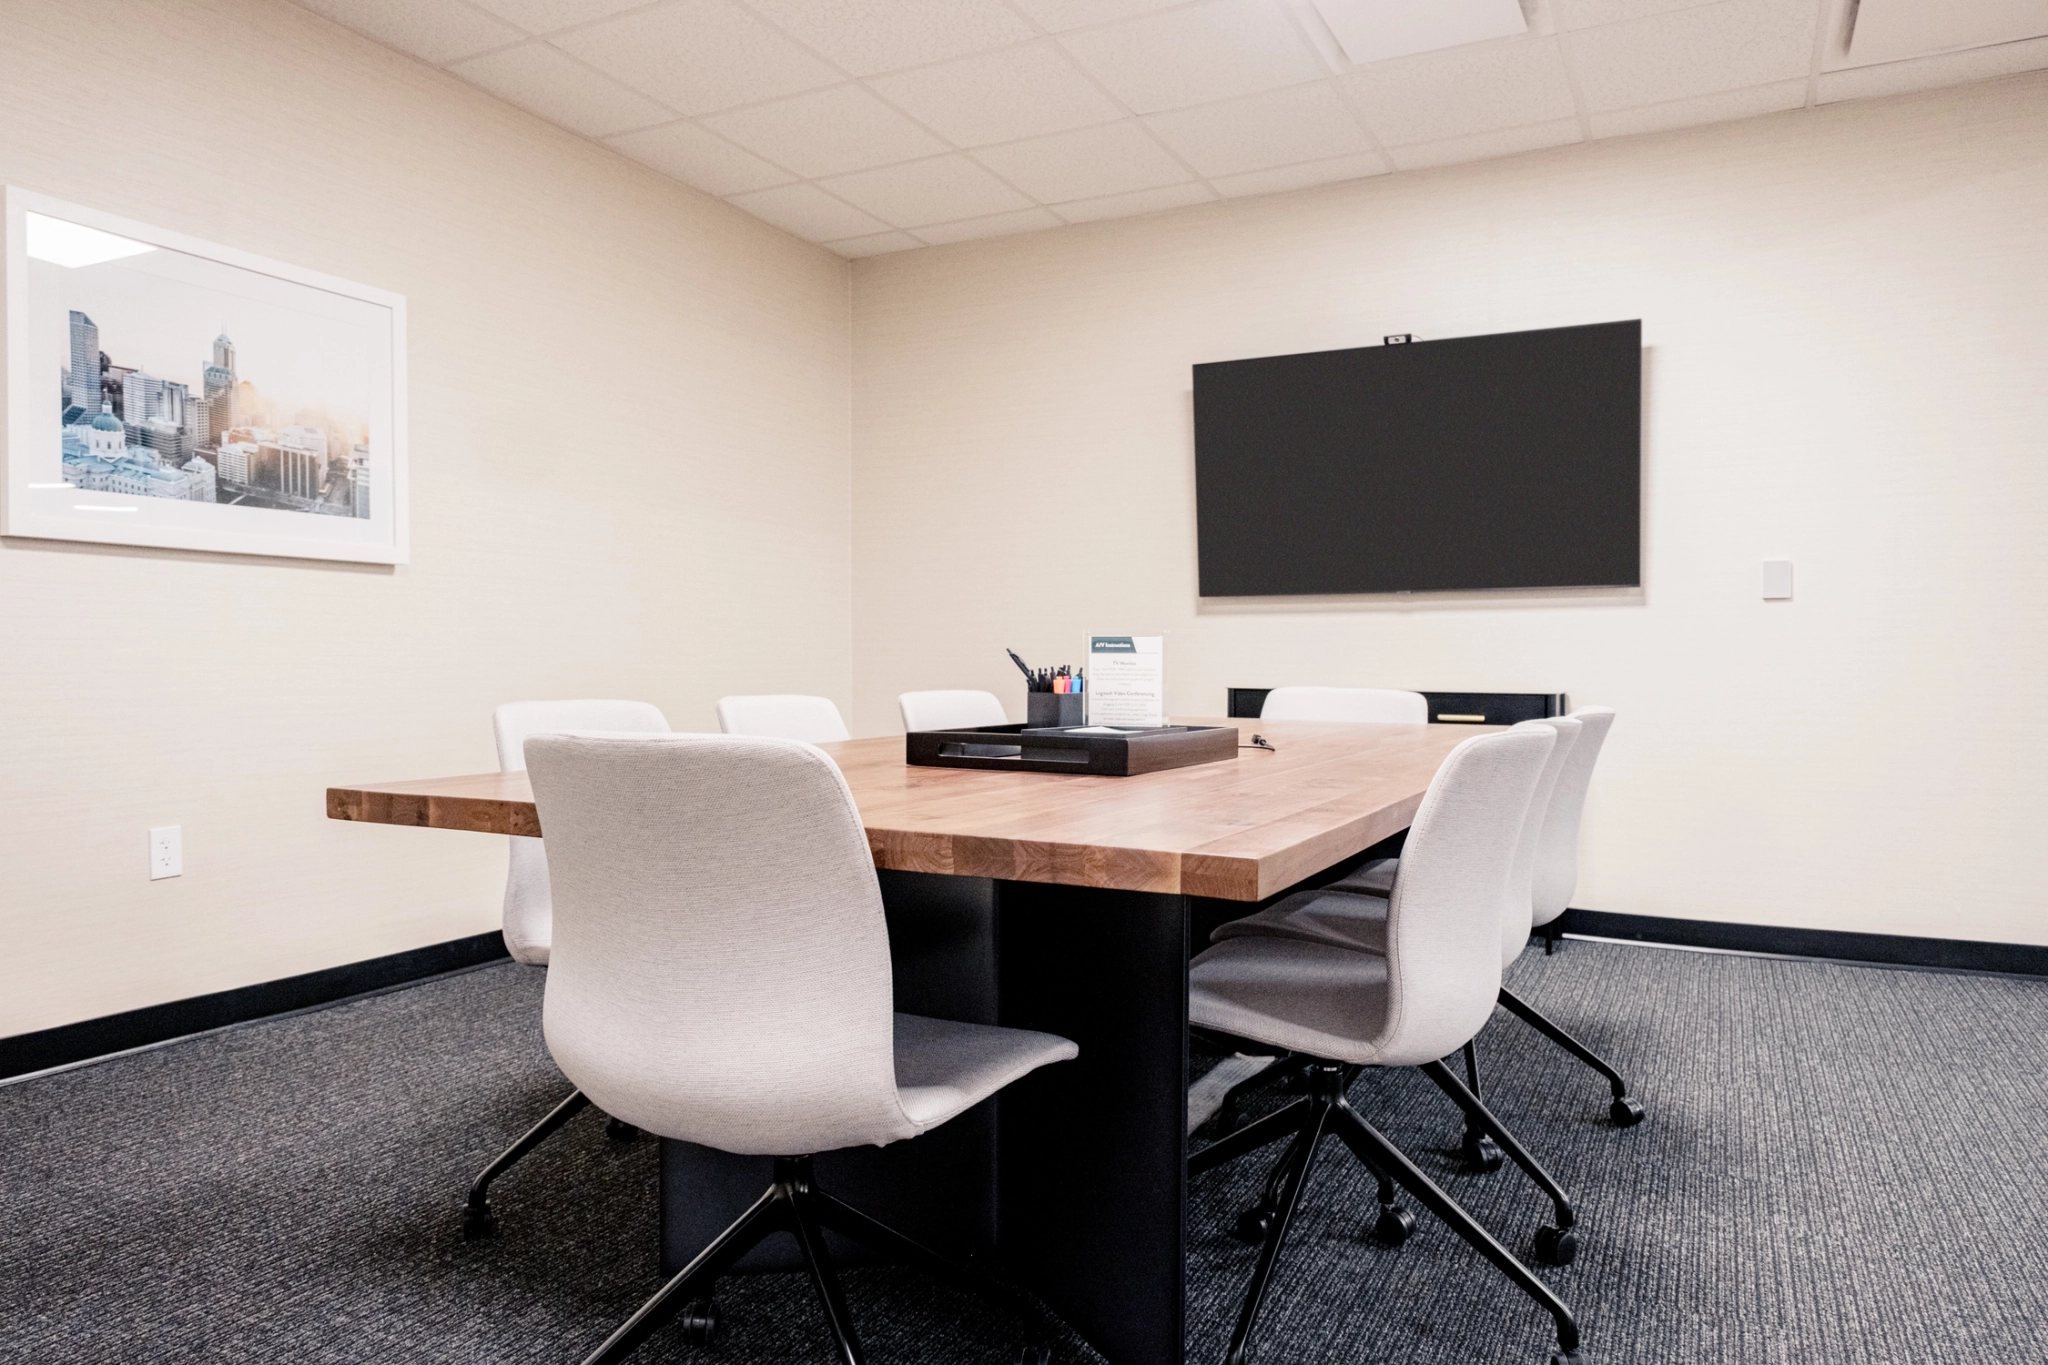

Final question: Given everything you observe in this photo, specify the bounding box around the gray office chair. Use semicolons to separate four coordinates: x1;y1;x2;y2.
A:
1186;727;1587;1365
460;700;670;1240
524;732;1078;1365
1250;709;1643;1133
898;689;1007;731
1259;685;1428;724
716;693;850;742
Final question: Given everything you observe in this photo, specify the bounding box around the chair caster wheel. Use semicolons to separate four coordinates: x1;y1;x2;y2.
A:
676;1299;723;1346
606;1117;641;1142
1462;1133;1504;1173
1609;1096;1645;1127
1017;1348;1052;1365
460;1200;497;1241
1232;1205;1276;1245
1370;1206;1414;1247
1534;1225;1578;1266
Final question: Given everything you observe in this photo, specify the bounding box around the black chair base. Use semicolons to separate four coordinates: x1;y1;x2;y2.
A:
1497;987;1646;1127
462;1089;641;1239
579;1153;1036;1365
1190;1061;1586;1365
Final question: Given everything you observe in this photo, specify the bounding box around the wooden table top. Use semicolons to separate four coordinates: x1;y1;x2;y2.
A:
326;718;1490;902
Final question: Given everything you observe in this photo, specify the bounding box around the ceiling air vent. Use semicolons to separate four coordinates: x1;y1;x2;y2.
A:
1308;0;1528;66
1845;0;2048;67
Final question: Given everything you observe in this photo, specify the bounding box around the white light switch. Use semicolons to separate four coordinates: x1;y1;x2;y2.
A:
149;825;182;880
1761;560;1794;600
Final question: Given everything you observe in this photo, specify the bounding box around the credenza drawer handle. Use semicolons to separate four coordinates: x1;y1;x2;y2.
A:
1435;713;1487;723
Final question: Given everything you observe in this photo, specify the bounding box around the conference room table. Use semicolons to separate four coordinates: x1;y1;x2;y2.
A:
327;717;1488;1365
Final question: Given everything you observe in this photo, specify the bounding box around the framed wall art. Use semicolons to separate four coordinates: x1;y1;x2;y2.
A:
3;186;407;564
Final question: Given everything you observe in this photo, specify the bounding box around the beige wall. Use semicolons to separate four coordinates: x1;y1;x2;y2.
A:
0;0;853;1035
851;73;2048;946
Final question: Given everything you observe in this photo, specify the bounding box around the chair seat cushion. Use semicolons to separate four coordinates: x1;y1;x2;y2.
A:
1210;887;1392;956
1189;938;1393;1066
894;1013;1078;1131
1326;856;1398;896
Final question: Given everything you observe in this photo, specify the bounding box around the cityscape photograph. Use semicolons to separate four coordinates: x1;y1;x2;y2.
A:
58;308;371;519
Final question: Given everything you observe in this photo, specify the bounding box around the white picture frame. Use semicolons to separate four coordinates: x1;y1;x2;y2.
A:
3;186;408;564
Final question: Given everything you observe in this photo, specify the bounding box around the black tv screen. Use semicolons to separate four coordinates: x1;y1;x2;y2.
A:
1192;320;1641;595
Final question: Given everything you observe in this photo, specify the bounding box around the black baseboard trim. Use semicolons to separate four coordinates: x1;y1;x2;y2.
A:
0;931;510;1083
1559;909;2048;978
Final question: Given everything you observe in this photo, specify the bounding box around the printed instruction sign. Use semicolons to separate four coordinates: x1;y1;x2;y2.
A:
1086;635;1166;727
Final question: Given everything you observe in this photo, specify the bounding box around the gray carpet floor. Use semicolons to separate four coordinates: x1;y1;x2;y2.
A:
4;940;2046;1364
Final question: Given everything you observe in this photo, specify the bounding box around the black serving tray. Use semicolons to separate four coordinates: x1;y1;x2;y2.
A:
904;723;1239;777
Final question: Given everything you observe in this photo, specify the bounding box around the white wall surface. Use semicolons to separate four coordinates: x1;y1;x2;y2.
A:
850;73;2048;946
0;0;853;1036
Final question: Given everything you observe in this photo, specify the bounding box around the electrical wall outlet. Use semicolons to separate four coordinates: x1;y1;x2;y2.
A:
149;825;182;880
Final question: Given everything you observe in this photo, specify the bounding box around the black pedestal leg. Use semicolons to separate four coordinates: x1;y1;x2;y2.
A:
997;882;1190;1365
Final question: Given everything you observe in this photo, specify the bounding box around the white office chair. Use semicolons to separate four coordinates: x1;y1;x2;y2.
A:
716;693;850;743
1186;727;1587;1365
1259;685;1428;725
525;732;1078;1365
898;689;1008;732
495;699;672;965
461;699;670;1241
1215;710;1644;1152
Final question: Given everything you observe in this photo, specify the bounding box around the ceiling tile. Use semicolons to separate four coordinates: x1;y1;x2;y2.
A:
605;120;797;195
1385;116;1580;170
1567;0;1819;112
1553;0;1722;29
741;0;1037;76
1050;181;1219;223
726;183;892;240
1057;0;1327;113
449;42;676;136
467;0;648;36
1587;77;1806;137
295;0;524;64
703;84;950;178
1345;36;1579;145
1145;82;1373;178
1010;0;1189;31
1210;150;1389;197
825;230;925;257
551;0;841;115
1818;34;2048;102
912;208;1067;244
819;155;1035;226
869;41;1125;146
973;121;1195;202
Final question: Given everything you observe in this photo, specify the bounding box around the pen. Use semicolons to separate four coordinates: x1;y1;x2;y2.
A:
1006;649;1034;681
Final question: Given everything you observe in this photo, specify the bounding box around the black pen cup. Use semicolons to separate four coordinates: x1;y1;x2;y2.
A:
1027;692;1086;728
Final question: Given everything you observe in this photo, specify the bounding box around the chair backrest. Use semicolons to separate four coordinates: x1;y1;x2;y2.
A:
1500;717;1580;966
525;732;918;1156
898;689;1008;732
1377;726;1554;1067
716;694;850;744
1260;686;1428;725
491;699;670;965
1530;706;1615;928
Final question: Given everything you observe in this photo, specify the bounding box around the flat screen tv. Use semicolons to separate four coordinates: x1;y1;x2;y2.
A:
1192;320;1641;596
